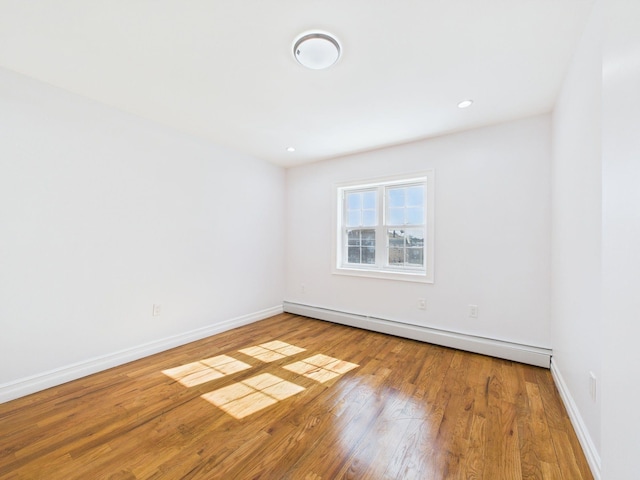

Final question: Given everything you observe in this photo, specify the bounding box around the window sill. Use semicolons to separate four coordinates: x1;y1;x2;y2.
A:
332;266;433;284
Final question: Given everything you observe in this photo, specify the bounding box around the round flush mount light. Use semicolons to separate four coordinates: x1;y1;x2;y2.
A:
457;99;474;109
293;32;341;70
286;146;296;152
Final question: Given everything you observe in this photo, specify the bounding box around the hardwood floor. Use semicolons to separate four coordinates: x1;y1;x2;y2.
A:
0;313;593;479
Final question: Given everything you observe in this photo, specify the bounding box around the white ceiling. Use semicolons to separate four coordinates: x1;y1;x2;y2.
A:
0;1;593;167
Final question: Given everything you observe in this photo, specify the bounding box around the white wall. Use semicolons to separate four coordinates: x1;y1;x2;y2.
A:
601;0;640;478
550;0;601;471
0;68;285;395
285;115;551;348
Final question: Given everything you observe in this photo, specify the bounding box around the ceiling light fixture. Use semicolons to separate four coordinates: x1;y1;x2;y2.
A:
293;32;341;70
458;99;474;109
286;146;296;152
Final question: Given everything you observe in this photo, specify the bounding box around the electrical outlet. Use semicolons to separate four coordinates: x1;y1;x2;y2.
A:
418;298;426;310
469;304;478;318
152;304;161;316
589;372;597;401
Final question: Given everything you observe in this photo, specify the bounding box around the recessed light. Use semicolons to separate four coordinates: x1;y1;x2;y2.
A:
286;147;296;152
293;33;341;70
458;99;474;109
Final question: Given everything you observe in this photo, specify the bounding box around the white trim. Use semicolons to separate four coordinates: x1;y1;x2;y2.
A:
332;265;432;283
283;301;551;368
550;359;601;480
0;305;283;404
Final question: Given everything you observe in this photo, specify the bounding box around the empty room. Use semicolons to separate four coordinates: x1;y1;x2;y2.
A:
1;1;638;479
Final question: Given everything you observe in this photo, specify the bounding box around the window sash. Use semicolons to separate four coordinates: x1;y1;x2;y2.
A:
385;227;426;270
344;228;376;265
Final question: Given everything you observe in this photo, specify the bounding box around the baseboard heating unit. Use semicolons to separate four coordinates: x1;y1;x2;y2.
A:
283;301;551;368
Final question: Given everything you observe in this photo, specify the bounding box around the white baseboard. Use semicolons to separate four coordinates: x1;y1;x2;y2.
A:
550;359;601;480
283;301;551;368
0;305;283;404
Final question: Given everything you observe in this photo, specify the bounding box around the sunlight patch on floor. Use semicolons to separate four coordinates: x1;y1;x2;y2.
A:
201;373;305;419
163;340;358;419
238;340;306;363
283;354;359;383
162;355;251;387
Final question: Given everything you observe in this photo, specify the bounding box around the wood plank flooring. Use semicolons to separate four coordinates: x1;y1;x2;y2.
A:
0;313;593;479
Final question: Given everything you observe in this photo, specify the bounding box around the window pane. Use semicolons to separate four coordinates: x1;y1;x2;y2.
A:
406;248;424;265
407;186;424;206
346;229;375;265
388;248;404;265
347;230;360;245
362;191;376;209
388;227;405;265
347;192;362;210
388;187;405;207
406;207;424;225
405;229;424;246
347;210;361;227
361;230;375;246
346;190;377;228
386;229;425;267
388;229;405;247
388;207;404;225
362;210;376;226
362;247;376;264
386;185;425;227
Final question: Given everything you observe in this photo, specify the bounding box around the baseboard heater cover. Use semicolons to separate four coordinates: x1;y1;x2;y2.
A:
283;302;551;368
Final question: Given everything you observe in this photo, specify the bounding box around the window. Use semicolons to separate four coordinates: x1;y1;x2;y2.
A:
335;172;434;283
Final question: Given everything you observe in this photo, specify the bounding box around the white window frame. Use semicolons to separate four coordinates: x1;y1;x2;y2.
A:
333;171;435;283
